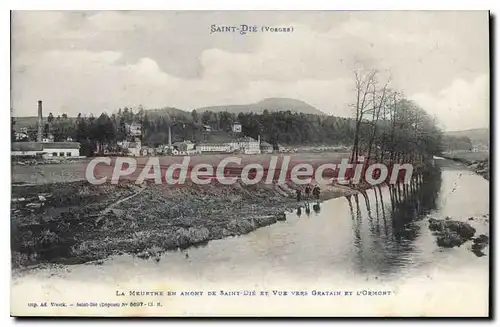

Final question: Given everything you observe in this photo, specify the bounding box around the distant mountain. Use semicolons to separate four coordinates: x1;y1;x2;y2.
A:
196;98;326;115
146;107;191;119
445;128;490;148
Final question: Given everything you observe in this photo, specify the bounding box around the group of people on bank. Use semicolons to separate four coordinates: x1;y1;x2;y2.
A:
295;184;321;202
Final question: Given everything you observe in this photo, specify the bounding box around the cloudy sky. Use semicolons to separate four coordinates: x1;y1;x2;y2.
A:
11;11;489;131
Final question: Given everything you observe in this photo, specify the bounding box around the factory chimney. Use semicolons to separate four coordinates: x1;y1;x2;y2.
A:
37;100;43;142
168;124;172;146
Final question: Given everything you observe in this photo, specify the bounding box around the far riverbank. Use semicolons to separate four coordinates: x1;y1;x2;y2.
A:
442;151;489;180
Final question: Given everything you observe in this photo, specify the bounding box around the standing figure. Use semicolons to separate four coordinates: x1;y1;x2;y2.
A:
313;185;321;200
296;189;302;202
305;185;312;200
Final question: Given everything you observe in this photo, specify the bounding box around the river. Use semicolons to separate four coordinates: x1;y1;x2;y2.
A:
11;159;490;316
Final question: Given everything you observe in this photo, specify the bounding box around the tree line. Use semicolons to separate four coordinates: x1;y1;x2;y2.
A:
12;107;359;155
349;67;443;165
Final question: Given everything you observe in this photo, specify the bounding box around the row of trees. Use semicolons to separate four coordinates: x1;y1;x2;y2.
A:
141;108;357;146
349;67;444;165
442;135;473;152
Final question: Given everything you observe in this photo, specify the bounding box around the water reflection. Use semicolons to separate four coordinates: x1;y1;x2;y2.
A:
348;168;442;274
305;204;311;216
296;202;322;217
312;202;321;214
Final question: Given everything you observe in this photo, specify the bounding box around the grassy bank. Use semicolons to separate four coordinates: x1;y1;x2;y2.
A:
442;151;489;180
11;180;356;269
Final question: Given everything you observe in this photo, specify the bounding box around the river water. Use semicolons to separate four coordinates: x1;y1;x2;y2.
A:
11;159;490;316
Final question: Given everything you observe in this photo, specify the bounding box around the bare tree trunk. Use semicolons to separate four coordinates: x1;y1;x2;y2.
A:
351;67;377;164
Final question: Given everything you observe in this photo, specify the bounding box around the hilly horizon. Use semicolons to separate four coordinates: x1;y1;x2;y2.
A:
445;127;489;148
14;97;326;118
196;98;327;116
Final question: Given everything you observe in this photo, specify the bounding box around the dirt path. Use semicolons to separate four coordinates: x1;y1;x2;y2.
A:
96;185;146;224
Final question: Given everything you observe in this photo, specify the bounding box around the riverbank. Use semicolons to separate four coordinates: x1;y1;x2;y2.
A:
11;180;358;269
10;163;490;317
442;151;489;180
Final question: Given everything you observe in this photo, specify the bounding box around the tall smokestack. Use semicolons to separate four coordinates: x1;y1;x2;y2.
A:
37;100;43;142
168;124;172;146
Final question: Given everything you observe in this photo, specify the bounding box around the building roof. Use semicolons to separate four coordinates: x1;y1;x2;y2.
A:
198;143;230;147
12;142;43;151
12;142;80;151
235;136;257;142
42;142;81;149
173;140;193;146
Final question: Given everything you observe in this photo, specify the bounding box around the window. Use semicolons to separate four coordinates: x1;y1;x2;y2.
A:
66;152;72;157
52;152;57;157
59;152;64;157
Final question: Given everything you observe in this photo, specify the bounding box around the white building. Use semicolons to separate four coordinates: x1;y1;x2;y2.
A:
197;143;232;153
12;142;81;158
127;123;142;137
12;142;44;157
43;142;80;157
229;136;261;154
232;121;242;133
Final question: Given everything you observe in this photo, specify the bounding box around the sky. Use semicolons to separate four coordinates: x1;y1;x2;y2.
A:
11;11;489;131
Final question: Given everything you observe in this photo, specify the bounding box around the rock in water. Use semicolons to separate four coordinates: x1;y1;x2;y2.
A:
428;218;444;232
471;234;489;255
459;223;476;239
429;218;477;248
472;251;485;257
436;232;464;248
474;234;489;244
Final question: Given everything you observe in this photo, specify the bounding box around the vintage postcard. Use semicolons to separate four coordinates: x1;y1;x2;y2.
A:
10;10;490;317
